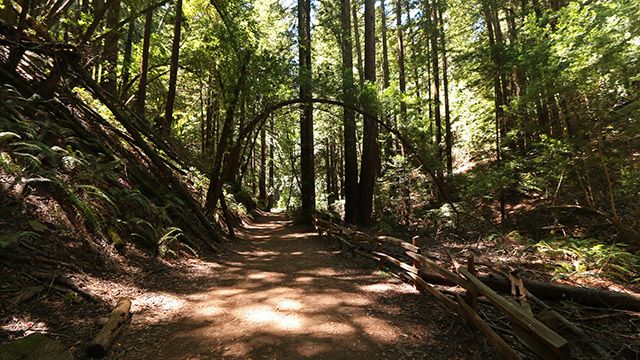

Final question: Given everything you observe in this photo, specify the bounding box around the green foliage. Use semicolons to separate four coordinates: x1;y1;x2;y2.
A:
535;238;640;282
158;227;183;258
0;231;40;248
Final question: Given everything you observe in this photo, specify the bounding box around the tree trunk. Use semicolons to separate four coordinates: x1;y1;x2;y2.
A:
355;0;377;226
438;2;452;176
395;0;406;120
135;8;153;117
119;18;134;99
481;0;506;222
352;0;364;86
341;0;359;223
204;54;250;212
259;126;267;204
268;118;274;210
429;0;442;179
101;0;120;96
380;0;390;89
6;0;31;70
298;0;315;223
163;0;183;138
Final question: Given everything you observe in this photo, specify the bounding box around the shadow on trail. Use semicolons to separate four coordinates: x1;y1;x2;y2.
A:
110;213;484;360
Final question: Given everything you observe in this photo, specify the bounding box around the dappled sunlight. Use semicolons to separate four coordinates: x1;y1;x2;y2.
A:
105;214;469;359
197;304;225;317
359;282;418;295
238;305;304;331
1;316;49;336
280;232;313;239
295;341;332;356
246;271;284;281
359;283;393;293
297;267;339;276
238;250;280;257
210;288;245;296
353;315;400;343
274;298;303;311
75;274;187;325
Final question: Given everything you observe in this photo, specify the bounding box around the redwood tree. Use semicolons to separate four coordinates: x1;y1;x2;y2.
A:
163;0;183;138
341;0;359;223
355;0;377;226
298;0;315;222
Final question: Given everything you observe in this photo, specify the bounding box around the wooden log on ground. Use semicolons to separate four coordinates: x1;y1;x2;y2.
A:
459;268;570;359
528;293;612;359
455;296;523;360
87;298;132;357
408;267;640;311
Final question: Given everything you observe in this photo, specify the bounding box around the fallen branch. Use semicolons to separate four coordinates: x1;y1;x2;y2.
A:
87;298;132;357
456;296;523;360
459;267;570;358
31;272;98;302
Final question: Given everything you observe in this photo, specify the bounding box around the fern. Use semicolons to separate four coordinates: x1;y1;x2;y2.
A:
158;227;183;258
0;132;21;146
74;184;119;215
0;231;40;248
535;238;640;281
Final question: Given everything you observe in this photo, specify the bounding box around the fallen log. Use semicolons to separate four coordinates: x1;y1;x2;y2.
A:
455;296;523;360
414;270;640;311
459;268;570;359
87;298;132;357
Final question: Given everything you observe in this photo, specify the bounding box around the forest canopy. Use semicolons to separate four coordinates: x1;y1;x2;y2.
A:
1;0;639;314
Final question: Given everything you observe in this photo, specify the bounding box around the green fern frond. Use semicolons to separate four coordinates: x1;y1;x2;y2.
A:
0;231;40;248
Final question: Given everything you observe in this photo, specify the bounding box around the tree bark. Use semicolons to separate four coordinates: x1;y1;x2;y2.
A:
481;0;506;221
341;0;359;223
162;0;183;138
204;53;251;212
355;0;377;226
135;8;153;117
352;1;364;86
298;0;315;223
380;0;390;89
101;0;120;96
379;0;394;160
395;0;406;120
259;126;267;204
268;118;274;210
429;0;442;179
438;2;452;176
119;18;134;99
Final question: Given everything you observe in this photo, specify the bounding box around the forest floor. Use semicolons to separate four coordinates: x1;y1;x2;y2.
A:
105;212;486;359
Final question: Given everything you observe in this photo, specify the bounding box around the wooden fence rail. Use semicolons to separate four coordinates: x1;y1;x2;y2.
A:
312;215;573;360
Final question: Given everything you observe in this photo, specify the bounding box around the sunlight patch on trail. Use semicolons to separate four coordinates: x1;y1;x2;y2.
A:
238;305;304;331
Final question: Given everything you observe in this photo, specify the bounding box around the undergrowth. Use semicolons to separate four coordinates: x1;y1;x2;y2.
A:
0;84;198;257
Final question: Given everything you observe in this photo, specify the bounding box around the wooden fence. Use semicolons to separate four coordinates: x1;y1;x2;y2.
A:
312;215;585;360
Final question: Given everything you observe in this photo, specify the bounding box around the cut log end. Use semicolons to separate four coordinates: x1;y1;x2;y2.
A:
87;298;132;358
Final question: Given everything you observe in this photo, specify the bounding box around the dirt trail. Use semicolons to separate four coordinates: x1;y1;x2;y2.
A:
111;213;479;359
